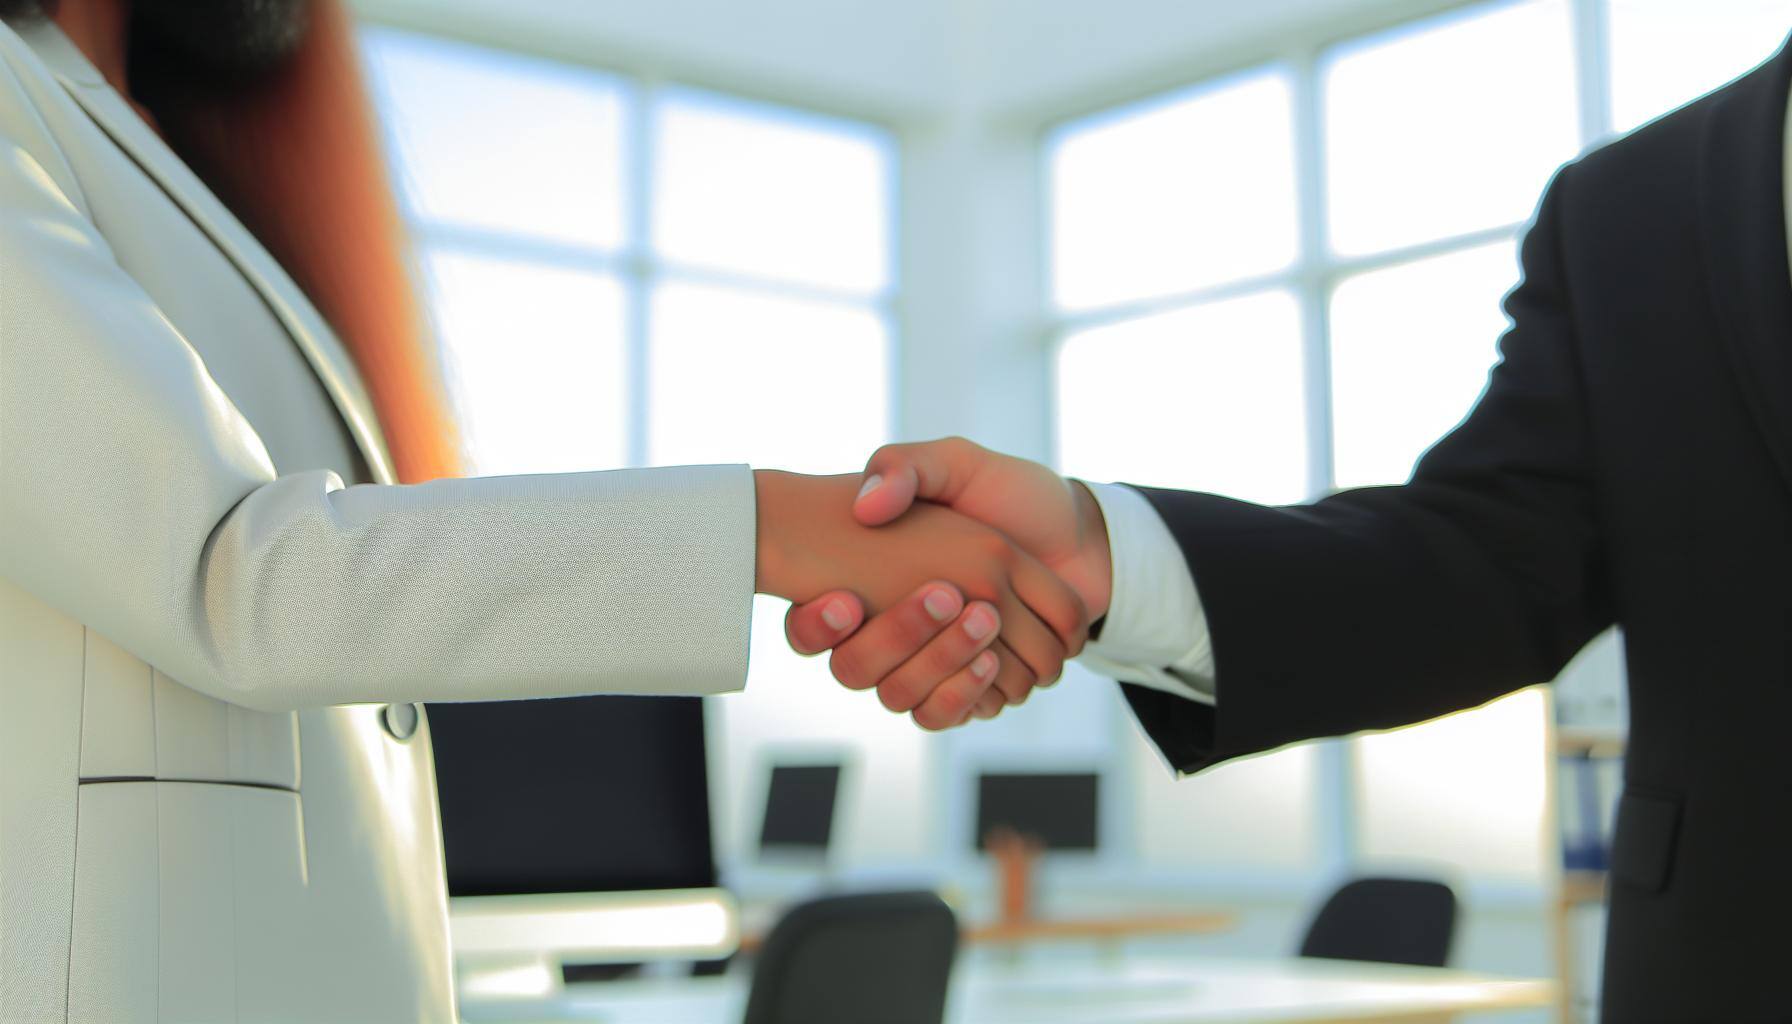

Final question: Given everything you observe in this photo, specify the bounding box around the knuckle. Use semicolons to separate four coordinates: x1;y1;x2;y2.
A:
917;695;963;732
977;534;1015;571
829;647;874;690
1001;665;1037;702
921;633;974;678
878;677;920;713
1063;630;1088;659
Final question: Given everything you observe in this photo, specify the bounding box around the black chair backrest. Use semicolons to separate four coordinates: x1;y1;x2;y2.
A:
742;891;958;1024
1298;877;1458;968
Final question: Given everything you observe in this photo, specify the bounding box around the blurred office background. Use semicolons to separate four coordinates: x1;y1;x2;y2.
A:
348;1;1790;1020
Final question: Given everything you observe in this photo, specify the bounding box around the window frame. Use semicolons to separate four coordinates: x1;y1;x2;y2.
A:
1040;0;1622;877
363;30;903;475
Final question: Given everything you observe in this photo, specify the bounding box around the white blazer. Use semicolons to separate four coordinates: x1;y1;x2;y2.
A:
0;20;756;1022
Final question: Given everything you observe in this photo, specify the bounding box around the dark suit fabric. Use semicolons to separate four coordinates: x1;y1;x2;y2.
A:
1121;40;1792;1021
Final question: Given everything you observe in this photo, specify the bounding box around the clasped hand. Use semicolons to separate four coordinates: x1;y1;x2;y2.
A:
754;439;1112;730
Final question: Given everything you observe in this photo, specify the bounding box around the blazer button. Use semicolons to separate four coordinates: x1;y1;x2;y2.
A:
381;702;421;741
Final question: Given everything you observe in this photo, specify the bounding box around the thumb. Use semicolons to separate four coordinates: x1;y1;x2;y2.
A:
854;437;982;526
784;590;866;656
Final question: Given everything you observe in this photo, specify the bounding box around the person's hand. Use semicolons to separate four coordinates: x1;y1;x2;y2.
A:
755;471;1088;728
786;584;1010;726
852;437;1114;619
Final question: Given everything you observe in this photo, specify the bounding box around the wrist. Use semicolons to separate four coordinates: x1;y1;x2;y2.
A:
754;470;859;600
1070;480;1114;620
753;469;793;596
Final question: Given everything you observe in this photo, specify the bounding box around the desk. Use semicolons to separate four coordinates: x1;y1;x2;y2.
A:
964;911;1236;946
472;956;1554;1024
735;909;1238;954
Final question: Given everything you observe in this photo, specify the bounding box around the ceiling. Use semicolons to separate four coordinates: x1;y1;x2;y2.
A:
353;0;1469;123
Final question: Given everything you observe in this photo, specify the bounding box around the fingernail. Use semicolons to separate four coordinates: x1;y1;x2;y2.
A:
971;651;998;679
963;606;997;640
857;474;883;501
923;588;959;622
821;598;853;631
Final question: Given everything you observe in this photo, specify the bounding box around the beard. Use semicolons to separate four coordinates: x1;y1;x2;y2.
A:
131;0;312;86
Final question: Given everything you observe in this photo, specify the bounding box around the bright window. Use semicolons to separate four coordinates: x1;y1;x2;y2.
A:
362;29;894;480
1607;0;1792;134
419;252;629;475
653;92;891;295
1050;70;1299;312
365;29;625;251
1324;0;1579;257
1329;240;1520;489
1056;289;1308;504
647;282;889;474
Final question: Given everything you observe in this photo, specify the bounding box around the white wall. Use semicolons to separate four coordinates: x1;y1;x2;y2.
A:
351;0;955;116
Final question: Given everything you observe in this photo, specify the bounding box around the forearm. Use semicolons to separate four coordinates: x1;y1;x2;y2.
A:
197;466;756;710
1118;487;1612;778
1126;480;1608;772
1110;468;1597;776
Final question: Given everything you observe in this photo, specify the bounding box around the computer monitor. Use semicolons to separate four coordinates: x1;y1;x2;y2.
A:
973;772;1100;852
425;696;738;1002
757;763;843;857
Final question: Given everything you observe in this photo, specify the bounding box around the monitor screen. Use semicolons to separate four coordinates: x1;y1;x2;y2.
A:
426;695;715;897
974;772;1100;852
758;763;842;853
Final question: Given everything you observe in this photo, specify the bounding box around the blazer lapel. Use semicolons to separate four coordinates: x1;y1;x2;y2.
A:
1700;35;1792;497
24;26;398;486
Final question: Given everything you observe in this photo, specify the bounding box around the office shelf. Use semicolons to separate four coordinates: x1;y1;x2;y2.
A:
1555;727;1626;760
1558;869;1608;907
1550;717;1625;1023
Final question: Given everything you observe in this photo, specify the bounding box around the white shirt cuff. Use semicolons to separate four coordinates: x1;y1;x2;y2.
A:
1075;482;1216;703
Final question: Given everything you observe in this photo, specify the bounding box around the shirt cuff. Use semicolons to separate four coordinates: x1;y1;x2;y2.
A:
1075;481;1216;703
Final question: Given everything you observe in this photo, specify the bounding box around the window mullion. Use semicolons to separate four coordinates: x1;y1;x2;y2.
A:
1570;0;1615;149
1291;53;1336;502
1291;46;1362;881
624;79;657;470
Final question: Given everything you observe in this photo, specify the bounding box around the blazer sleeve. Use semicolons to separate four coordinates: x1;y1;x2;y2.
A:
0;54;755;712
1121;165;1613;774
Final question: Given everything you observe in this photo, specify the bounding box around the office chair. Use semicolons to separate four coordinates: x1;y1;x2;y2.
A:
742;891;958;1024
1298;876;1458;968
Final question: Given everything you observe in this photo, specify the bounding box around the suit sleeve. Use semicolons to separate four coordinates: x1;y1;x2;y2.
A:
1120;166;1613;774
0;50;755;712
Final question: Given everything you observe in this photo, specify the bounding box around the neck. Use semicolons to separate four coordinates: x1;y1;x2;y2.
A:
51;0;132;93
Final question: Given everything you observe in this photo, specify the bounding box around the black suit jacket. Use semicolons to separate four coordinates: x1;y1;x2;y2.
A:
1121;39;1792;1022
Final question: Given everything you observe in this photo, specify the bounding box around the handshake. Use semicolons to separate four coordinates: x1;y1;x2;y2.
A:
754;437;1112;731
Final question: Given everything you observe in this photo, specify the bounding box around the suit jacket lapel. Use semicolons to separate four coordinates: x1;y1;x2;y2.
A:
1700;36;1792;497
24;26;398;486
